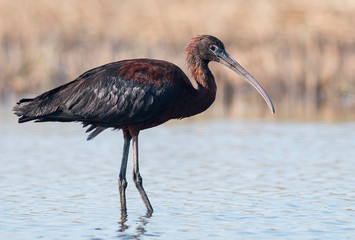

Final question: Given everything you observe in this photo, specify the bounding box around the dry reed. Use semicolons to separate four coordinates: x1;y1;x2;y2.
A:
1;0;354;120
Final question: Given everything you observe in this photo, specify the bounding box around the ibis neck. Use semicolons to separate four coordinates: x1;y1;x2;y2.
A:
187;60;217;116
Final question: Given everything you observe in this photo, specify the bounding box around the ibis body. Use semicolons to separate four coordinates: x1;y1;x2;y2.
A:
14;35;275;215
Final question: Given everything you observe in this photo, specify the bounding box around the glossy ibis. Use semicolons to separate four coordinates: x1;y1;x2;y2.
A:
13;35;275;215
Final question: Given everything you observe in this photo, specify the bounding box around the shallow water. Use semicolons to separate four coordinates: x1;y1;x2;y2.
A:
1;109;355;239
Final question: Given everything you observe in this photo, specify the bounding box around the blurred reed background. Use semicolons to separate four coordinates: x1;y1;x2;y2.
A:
1;0;354;120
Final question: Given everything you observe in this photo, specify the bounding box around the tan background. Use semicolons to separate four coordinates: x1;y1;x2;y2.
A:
1;0;354;120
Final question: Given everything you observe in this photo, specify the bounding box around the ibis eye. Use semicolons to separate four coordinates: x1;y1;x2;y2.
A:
210;45;217;52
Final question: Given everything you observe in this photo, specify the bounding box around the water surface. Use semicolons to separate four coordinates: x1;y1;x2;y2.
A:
1;109;355;239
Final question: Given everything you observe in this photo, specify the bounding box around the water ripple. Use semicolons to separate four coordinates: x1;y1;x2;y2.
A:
1;114;355;239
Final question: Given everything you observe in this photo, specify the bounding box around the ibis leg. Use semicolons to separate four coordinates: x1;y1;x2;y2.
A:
119;137;131;216
132;135;153;213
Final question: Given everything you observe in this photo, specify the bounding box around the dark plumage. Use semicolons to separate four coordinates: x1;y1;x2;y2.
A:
14;59;195;139
14;35;274;216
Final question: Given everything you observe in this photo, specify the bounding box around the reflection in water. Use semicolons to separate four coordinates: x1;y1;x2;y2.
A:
118;216;129;233
117;213;152;239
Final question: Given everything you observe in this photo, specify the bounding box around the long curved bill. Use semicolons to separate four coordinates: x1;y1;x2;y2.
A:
216;48;275;114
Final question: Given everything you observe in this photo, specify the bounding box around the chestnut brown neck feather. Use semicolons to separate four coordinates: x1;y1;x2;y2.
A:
184;50;217;117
